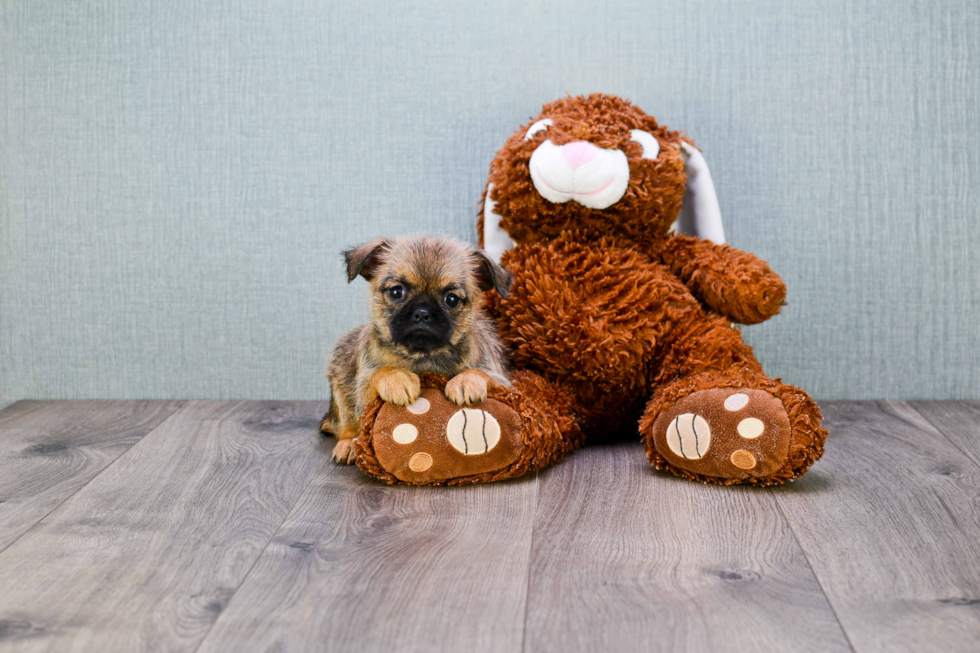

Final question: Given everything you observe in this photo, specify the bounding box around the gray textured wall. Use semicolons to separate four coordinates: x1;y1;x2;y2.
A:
2;0;978;405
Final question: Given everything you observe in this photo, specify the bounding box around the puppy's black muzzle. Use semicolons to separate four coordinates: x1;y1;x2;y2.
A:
390;296;453;353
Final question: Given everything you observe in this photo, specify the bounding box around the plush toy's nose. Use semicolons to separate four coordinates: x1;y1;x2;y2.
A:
528;139;629;210
561;141;598;170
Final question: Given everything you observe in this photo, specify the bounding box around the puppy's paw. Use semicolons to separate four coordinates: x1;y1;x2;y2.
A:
371;367;421;407
332;438;358;465
445;369;491;406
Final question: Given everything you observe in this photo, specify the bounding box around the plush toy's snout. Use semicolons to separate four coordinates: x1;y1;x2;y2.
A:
528;140;630;209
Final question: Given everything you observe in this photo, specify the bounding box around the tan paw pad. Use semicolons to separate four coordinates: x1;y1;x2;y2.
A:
730;449;757;469
408;452;433;472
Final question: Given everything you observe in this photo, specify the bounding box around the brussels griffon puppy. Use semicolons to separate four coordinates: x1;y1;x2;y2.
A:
321;236;513;464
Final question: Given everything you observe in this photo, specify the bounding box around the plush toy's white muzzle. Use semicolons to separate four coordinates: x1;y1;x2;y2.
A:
528;140;630;210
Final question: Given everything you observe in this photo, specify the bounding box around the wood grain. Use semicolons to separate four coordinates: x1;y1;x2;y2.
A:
772;402;980;653
196;463;539;653
909;401;980;468
0;401;328;653
0;400;183;552
522;442;851;653
3;400;980;652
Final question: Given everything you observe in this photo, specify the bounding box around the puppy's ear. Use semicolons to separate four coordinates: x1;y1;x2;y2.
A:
343;238;392;282
472;249;513;297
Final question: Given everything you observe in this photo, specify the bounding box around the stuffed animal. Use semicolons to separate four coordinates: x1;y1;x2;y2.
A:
354;94;826;486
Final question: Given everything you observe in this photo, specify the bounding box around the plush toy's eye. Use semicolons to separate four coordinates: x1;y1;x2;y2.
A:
524;118;553;141
629;130;661;160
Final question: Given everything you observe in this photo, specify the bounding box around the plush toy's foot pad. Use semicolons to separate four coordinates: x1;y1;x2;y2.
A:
369;388;524;484
651;388;791;480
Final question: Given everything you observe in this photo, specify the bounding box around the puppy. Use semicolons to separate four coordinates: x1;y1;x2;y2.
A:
321;236;512;464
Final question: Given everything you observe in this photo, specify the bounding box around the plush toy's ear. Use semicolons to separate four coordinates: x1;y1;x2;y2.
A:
482;182;516;264
672;142;726;244
472;247;513;297
343;238;392;282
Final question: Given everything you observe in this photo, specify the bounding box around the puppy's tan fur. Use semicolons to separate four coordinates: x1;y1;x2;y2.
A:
321;236;512;464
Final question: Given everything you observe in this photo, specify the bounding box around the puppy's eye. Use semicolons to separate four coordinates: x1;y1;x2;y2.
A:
629;130;661;160
444;292;461;308
387;286;404;300
524;118;553;141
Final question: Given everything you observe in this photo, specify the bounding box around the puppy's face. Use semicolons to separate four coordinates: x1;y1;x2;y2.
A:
344;237;511;356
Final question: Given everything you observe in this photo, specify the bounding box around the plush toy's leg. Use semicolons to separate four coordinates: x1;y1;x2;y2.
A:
640;313;827;486
353;371;583;486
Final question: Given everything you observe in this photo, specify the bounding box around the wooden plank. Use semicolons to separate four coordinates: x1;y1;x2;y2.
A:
0;400;184;552
772;402;980;653
523;442;851;653
196;462;539;653
0;400;328;653
909;401;980;468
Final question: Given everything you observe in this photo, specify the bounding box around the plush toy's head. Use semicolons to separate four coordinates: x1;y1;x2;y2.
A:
480;94;725;261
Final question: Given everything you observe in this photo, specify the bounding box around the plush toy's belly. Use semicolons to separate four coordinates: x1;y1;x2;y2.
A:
490;234;699;436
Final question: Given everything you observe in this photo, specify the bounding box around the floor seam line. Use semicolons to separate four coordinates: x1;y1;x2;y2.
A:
519;470;541;653
0;400;186;558
903;401;980;472
191;455;332;653
769;489;859;653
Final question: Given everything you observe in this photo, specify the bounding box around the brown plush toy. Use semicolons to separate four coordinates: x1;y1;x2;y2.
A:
354;94;826;486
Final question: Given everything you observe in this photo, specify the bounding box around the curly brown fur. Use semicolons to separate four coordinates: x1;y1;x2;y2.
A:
650;235;787;324
472;93;826;485
321;236;512;463
485;231;695;436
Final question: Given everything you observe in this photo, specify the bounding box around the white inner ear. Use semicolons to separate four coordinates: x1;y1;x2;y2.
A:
482;183;515;264
524;119;553;141
672;142;726;244
630;130;660;160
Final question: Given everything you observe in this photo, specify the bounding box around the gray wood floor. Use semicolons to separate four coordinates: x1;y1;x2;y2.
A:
0;400;977;653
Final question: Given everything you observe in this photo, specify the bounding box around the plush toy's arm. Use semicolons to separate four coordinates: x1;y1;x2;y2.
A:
654;235;786;324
